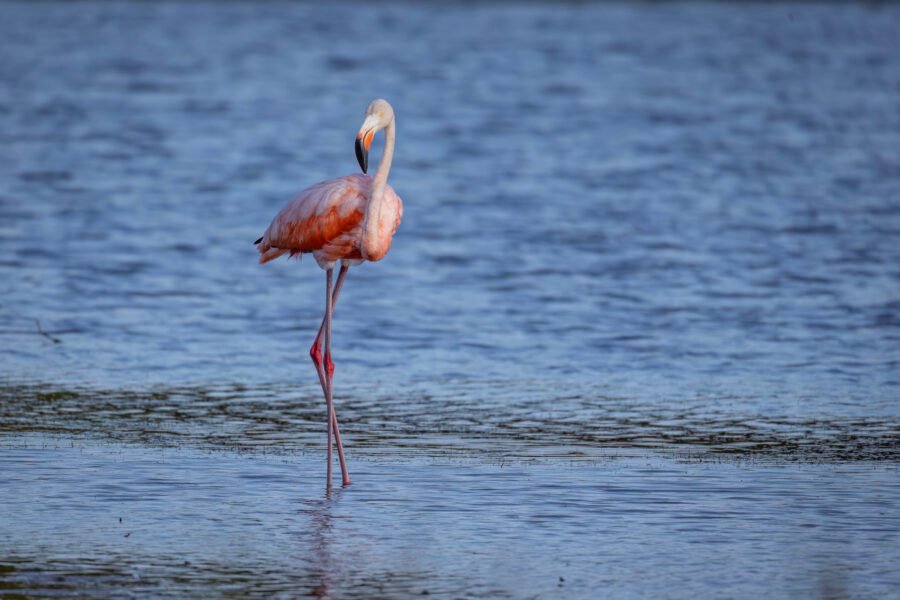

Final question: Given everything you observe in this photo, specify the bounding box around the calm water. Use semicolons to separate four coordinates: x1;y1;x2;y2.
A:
1;1;899;597
2;435;899;598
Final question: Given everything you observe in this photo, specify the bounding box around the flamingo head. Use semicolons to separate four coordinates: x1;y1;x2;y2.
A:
355;99;394;174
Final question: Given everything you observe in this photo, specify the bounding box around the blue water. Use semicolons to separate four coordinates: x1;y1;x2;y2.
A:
1;1;899;597
2;435;899;598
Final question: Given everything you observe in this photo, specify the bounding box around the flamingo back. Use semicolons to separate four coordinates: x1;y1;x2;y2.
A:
257;174;402;268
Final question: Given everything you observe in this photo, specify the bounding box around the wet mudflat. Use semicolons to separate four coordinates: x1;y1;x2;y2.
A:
2;0;900;597
2;433;899;599
2;383;900;598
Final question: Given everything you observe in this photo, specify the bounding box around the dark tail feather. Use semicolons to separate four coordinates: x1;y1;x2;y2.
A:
254;237;263;245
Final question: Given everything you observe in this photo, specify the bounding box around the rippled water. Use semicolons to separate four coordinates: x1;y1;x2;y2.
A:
2;435;899;598
1;1;899;597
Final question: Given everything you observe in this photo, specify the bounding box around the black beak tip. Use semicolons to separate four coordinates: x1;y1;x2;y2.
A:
355;137;368;174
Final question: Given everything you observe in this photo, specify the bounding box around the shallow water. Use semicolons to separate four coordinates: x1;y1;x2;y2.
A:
2;435;899;598
1;1;900;597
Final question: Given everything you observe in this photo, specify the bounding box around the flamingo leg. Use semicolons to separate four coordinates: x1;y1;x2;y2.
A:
323;269;335;487
309;265;351;486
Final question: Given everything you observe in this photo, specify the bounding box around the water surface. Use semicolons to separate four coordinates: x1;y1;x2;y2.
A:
2;435;899;598
1;1;899;597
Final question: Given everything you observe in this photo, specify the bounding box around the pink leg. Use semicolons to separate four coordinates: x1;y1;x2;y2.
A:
324;269;334;487
309;265;351;486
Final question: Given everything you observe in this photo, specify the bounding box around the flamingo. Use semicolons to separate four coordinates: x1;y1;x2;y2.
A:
255;99;402;487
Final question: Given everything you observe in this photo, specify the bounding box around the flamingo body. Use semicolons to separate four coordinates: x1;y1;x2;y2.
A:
258;173;402;268
257;98;401;488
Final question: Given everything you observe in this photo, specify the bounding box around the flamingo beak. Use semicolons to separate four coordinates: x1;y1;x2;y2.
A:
355;129;373;174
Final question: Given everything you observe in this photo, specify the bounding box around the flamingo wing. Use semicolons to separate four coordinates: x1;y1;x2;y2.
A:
257;175;370;264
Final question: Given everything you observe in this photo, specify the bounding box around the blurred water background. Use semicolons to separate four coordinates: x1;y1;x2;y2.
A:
1;1;899;597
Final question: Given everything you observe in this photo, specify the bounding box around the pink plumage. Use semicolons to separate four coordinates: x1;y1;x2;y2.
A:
256;99;402;488
257;173;402;268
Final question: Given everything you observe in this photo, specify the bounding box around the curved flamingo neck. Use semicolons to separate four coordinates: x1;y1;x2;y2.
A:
373;118;394;195
362;117;395;261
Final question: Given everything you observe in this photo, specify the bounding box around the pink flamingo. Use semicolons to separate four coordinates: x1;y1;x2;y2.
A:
255;99;403;487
